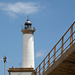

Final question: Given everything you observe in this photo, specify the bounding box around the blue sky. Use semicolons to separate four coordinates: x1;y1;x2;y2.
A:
0;0;75;75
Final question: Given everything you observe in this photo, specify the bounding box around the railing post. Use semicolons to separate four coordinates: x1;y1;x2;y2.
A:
53;46;56;63
35;68;37;75
43;59;45;73
70;26;73;46
39;65;40;75
61;36;64;54
47;53;50;68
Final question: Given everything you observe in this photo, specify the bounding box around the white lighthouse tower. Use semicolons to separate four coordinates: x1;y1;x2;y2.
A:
8;19;35;75
22;19;35;68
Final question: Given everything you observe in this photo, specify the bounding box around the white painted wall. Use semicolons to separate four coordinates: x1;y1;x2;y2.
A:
22;34;34;68
10;72;32;75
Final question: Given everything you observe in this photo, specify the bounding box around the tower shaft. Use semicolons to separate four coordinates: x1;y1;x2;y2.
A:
22;34;34;68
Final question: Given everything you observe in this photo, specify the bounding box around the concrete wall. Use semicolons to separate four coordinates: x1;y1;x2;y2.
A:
10;72;32;75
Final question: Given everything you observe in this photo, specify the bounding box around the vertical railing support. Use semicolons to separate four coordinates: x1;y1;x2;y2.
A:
35;68;37;75
43;59;45;73
70;26;73;46
53;46;56;63
39;65;40;75
47;53;50;68
61;36;64;54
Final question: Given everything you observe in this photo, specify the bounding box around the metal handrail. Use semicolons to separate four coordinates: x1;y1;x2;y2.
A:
32;22;75;75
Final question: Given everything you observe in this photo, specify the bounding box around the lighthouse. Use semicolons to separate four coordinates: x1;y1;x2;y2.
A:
8;19;35;75
22;19;35;68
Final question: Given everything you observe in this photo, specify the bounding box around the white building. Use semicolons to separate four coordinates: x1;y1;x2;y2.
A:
8;19;36;75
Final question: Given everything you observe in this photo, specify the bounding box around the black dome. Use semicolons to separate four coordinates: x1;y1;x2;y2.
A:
25;19;32;25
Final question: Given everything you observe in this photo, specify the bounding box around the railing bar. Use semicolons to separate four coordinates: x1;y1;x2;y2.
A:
63;39;74;52
36;48;55;70
55;53;61;61
53;46;56;63
64;43;71;51
43;59;45;73
39;65;40;75
36;40;75;75
50;34;71;61
38;26;75;69
56;39;74;59
55;40;74;61
62;22;74;37
38;32;75;73
63;32;74;45
47;37;75;71
46;46;64;65
54;22;74;47
35;32;75;71
55;32;75;54
61;36;64;54
35;68;37;75
56;44;70;61
49;60;54;66
39;67;43;71
41;39;75;74
34;24;75;75
70;26;73;46
47;53;50;68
